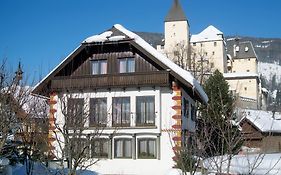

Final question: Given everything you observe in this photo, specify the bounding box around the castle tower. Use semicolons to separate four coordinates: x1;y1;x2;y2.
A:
164;0;189;52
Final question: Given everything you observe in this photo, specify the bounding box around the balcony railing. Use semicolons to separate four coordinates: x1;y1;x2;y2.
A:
51;71;170;91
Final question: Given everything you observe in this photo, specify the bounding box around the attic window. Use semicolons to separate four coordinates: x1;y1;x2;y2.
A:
92;60;107;75
119;57;135;73
245;47;249;52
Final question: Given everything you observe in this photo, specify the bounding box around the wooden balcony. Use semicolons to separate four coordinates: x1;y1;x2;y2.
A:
51;71;170;91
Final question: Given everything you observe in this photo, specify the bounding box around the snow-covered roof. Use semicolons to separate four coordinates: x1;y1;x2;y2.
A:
190;25;223;43
223;72;259;79
33;24;208;104
240;109;281;133
203;153;281;175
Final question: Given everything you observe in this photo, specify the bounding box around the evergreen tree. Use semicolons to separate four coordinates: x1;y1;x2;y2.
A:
198;70;242;157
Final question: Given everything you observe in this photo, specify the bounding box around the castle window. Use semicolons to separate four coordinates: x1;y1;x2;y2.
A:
214;42;217;47
193;43;196;46
119;58;135;73
247;70;250;72
92;60;107;75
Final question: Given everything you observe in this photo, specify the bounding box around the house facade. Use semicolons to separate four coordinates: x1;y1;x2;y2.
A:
32;24;207;175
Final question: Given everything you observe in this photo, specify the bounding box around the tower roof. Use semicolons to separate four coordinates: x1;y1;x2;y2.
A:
165;0;187;22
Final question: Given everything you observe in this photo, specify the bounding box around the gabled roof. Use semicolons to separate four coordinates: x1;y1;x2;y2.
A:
32;24;208;104
239;109;281;133
190;25;224;43
165;0;187;22
227;40;258;59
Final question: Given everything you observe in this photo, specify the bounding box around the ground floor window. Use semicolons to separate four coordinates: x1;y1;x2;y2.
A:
138;138;156;159
114;138;132;158
91;138;109;158
69;138;89;158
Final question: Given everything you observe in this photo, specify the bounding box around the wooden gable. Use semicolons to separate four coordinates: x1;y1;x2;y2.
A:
33;38;171;96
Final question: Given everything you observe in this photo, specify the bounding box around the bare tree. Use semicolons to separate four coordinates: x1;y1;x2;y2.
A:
167;42;212;85
0;59;52;175
51;91;109;175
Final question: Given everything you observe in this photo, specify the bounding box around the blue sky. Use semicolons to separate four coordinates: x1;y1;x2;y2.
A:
1;0;281;84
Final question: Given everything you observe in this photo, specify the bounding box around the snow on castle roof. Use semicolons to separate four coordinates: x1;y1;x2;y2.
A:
190;25;223;43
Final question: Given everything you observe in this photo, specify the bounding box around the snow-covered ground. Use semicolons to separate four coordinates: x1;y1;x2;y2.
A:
203;153;281;175
259;62;281;83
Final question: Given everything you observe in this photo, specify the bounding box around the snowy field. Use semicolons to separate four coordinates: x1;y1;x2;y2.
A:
259;62;281;83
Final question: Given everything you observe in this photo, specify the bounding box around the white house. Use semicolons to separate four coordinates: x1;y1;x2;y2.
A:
32;24;207;175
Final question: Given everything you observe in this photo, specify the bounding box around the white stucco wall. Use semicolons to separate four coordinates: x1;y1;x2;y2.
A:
52;87;181;175
191;39;227;73
164;21;189;53
231;57;257;73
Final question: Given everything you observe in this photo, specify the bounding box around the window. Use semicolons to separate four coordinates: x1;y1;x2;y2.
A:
92;60;107;75
174;50;180;56
69;138;89;157
214;42;217;46
90;98;107;126
112;97;130;126
210;62;214;68
193;43;196;46
191;104;196;121
136;96;155;126
212;51;215;55
244;87;247;91
138;138;156;159
114;138;132;158
183;98;189;118
247;69;250;72
91;138;109;158
119;58;135;73
67;98;84;127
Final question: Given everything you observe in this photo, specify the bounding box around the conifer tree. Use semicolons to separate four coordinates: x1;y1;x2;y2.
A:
198;69;242;157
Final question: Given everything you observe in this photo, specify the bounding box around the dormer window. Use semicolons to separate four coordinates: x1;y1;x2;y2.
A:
92;60;107;75
119;57;135;73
